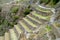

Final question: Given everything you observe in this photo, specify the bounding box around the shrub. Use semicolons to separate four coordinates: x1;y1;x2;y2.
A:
46;25;52;31
14;15;19;20
24;8;30;15
24;8;32;16
0;6;2;12
53;0;60;5
8;22;14;27
12;15;19;24
11;6;19;13
40;0;50;4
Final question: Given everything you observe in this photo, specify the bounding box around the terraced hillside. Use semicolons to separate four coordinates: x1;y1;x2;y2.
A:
0;10;52;40
0;7;60;40
0;0;60;40
0;10;59;40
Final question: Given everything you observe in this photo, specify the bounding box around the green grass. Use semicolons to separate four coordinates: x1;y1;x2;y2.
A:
46;25;52;31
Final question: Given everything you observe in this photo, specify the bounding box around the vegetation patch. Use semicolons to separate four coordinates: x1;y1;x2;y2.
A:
0;6;2;12
11;6;19;13
0;6;20;35
46;25;52;31
24;5;32;16
0;5;32;36
39;0;60;7
40;0;50;4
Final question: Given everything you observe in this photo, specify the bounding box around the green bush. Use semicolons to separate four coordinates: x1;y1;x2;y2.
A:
0;25;3;30
24;8;31;16
40;0;49;4
14;15;19;20
0;6;2;12
24;9;30;14
8;22;14;27
53;0;60;5
11;6;19;13
11;15;19;22
40;0;60;7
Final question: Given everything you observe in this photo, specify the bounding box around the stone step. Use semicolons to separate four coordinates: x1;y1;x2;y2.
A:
27;15;42;24
14;25;23;37
31;4;51;13
25;16;41;26
0;36;4;40
26;15;42;26
28;14;48;24
23;17;37;27
36;6;50;13
31;11;50;20
9;29;18;40
22;18;36;30
18;21;32;33
18;23;25;32
33;11;51;16
4;32;10;40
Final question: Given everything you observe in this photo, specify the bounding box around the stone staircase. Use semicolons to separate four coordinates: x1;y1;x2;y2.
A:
0;9;52;40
